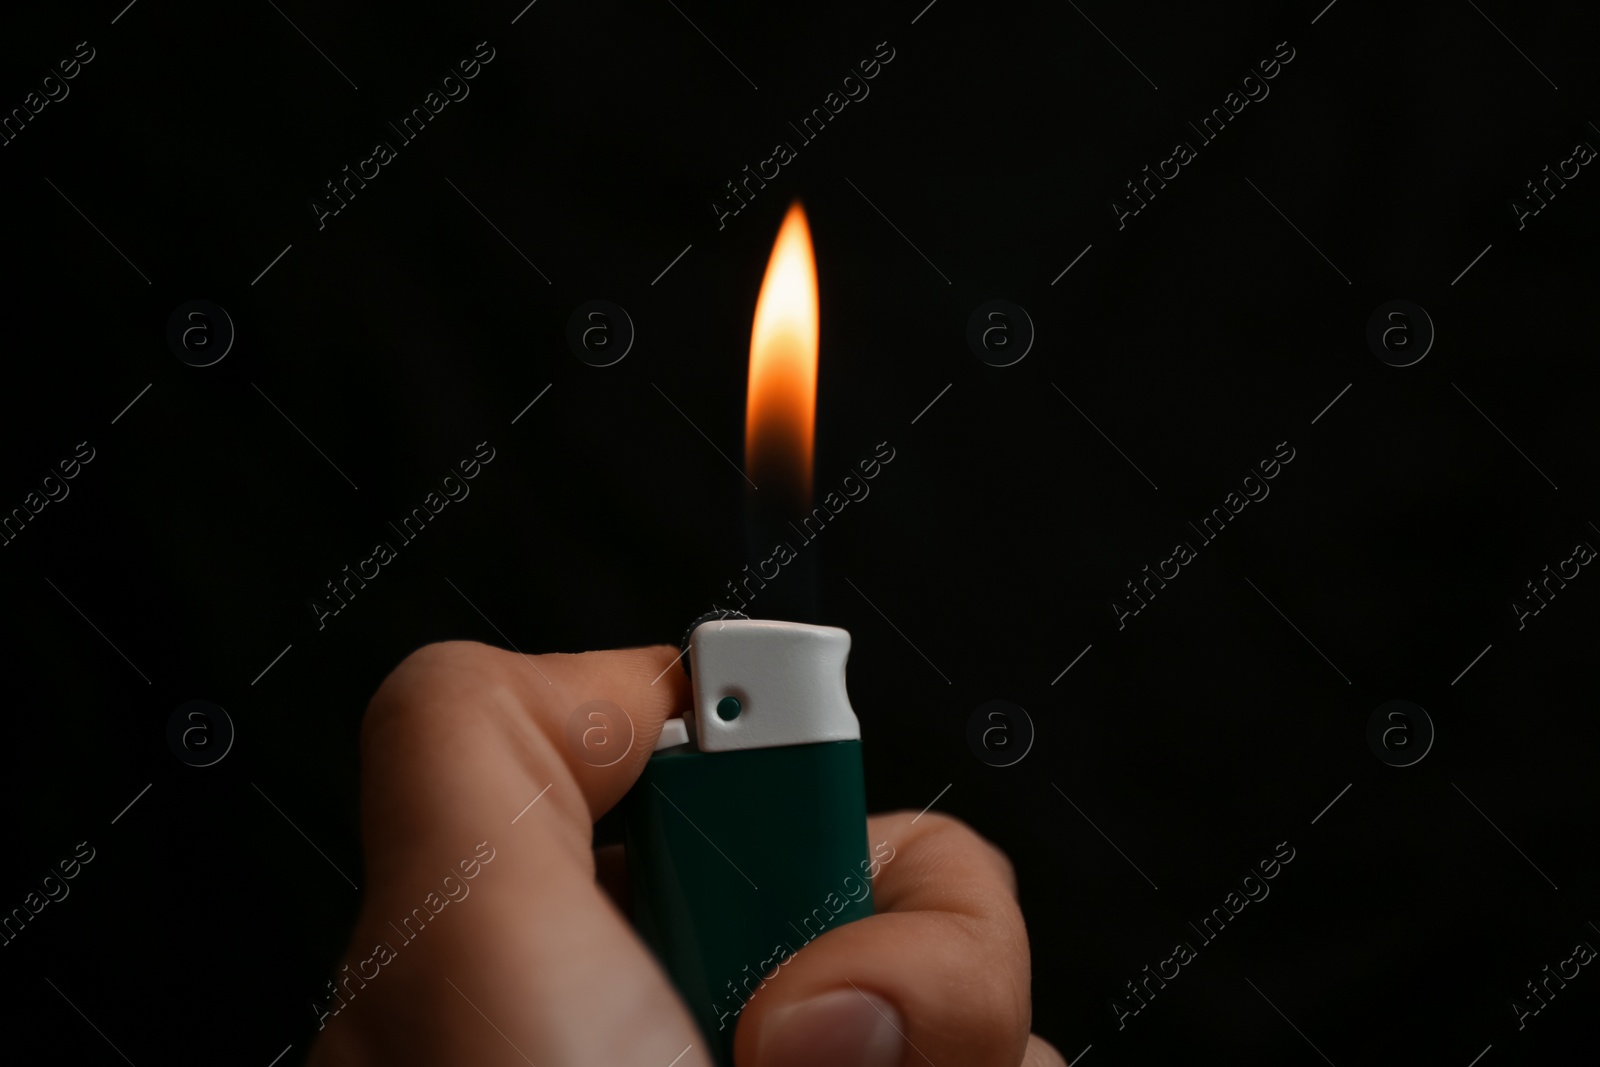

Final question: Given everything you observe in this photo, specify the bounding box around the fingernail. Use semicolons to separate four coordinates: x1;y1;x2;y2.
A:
759;988;906;1067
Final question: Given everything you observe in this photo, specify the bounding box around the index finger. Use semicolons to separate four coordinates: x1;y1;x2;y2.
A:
358;640;688;873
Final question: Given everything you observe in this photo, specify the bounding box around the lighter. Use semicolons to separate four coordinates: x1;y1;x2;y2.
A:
623;614;876;1065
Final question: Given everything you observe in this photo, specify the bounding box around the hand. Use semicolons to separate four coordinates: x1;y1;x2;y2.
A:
307;641;1065;1067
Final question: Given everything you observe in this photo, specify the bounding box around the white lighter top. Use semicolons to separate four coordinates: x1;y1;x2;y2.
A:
653;619;860;753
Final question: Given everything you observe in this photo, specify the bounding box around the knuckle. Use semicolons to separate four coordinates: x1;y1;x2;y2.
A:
986;838;1018;893
906;808;970;841
1022;1033;1069;1067
911;811;1017;890
362;640;503;737
951;978;1031;1063
398;638;494;675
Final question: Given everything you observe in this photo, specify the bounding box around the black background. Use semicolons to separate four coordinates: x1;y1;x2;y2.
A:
2;1;1596;1064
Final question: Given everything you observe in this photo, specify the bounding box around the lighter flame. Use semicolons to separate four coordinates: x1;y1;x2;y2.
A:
746;202;818;502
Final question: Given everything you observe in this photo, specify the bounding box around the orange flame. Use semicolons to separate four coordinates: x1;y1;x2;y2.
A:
746;202;818;507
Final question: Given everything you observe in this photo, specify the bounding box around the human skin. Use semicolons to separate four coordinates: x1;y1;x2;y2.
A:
306;641;1066;1067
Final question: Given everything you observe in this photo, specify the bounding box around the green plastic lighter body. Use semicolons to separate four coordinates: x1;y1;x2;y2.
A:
622;620;873;1066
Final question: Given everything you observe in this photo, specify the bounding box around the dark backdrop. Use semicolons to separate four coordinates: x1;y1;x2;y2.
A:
2;1;1596;1064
